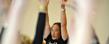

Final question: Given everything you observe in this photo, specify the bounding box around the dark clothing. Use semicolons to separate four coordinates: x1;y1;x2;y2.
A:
45;33;68;44
33;12;46;44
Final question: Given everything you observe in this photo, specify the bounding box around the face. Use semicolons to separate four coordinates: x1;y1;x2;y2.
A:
51;24;61;40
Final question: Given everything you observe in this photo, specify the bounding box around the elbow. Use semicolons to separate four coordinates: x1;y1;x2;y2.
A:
62;33;68;41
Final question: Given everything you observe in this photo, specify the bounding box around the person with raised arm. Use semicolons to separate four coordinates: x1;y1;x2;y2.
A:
42;0;68;44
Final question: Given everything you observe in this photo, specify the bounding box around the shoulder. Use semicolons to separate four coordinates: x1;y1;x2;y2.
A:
60;36;68;43
44;33;51;41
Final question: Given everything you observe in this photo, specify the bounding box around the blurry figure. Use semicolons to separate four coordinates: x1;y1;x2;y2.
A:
68;0;99;44
1;0;25;44
0;0;12;43
42;0;69;44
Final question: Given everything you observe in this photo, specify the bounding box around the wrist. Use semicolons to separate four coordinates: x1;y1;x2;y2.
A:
61;6;65;12
39;5;48;12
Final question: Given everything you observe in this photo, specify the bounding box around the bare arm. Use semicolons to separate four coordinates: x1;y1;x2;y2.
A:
43;9;50;39
61;0;68;40
42;0;50;39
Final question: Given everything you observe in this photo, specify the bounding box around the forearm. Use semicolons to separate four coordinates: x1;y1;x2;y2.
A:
39;2;50;39
61;4;68;40
61;3;66;26
43;12;50;39
61;24;68;41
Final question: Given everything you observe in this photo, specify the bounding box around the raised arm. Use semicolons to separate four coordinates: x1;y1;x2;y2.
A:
61;0;68;40
41;0;50;39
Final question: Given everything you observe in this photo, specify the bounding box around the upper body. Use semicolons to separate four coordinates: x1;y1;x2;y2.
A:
41;0;68;44
44;23;68;44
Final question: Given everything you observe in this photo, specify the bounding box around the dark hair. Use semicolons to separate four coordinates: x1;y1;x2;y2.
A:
51;22;61;32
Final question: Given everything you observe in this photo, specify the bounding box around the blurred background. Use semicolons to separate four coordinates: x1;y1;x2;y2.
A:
0;0;109;44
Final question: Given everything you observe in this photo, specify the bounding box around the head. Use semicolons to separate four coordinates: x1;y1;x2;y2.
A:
51;22;61;40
